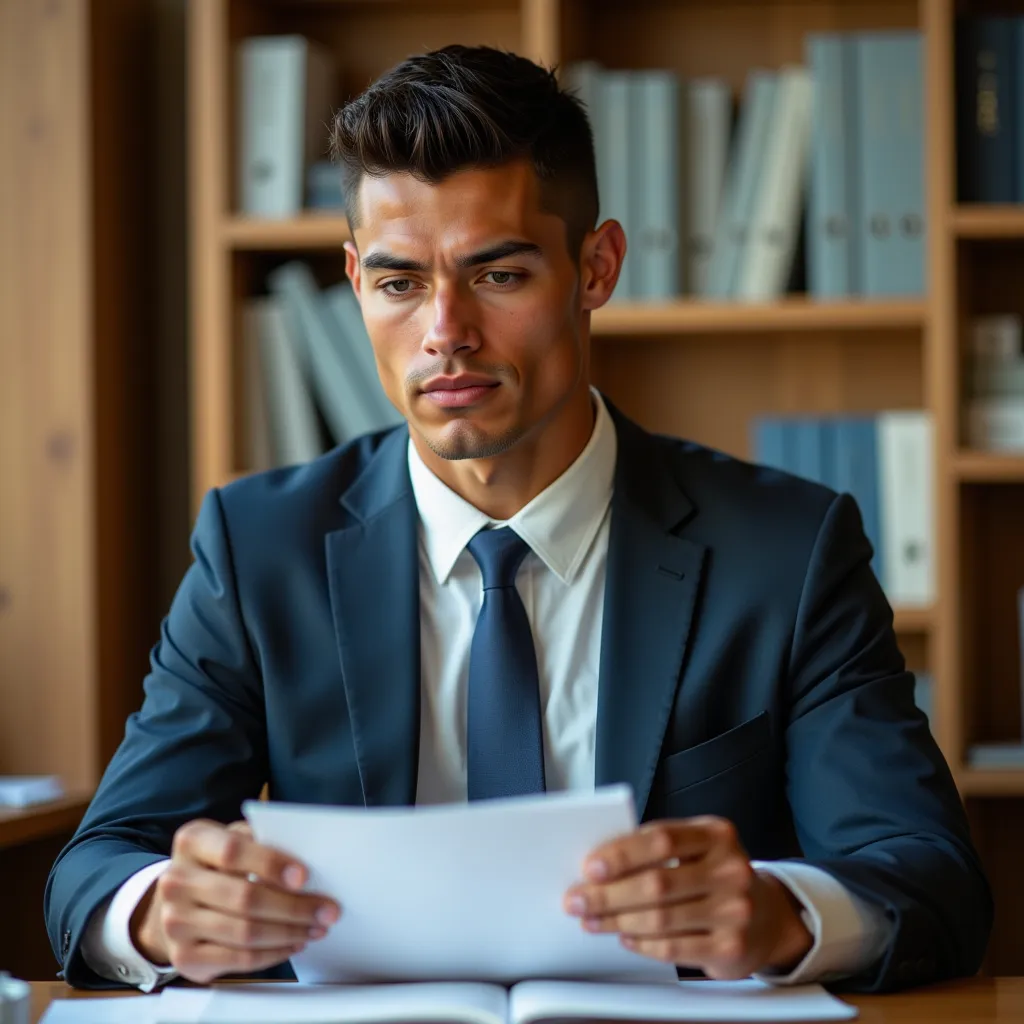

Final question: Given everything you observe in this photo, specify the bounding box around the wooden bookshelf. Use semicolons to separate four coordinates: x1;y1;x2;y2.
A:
224;213;352;250
960;770;1024;799
188;0;1024;974
951;206;1024;239
0;794;92;853
951;452;1024;483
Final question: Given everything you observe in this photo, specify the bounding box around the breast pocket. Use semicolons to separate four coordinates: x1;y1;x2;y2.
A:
660;711;772;796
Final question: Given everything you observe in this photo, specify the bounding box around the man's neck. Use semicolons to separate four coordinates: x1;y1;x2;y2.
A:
412;392;597;521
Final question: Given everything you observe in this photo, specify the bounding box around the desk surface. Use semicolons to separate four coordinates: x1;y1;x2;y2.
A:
27;977;1024;1022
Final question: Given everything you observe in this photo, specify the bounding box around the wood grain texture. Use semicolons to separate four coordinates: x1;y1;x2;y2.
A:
0;0;97;789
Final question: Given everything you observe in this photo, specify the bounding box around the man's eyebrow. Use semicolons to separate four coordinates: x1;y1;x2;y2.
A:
360;240;544;273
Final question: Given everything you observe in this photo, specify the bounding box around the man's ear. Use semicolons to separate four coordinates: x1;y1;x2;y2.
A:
579;221;626;311
344;240;361;297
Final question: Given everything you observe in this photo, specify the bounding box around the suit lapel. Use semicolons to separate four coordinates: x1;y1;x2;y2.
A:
595;409;707;819
326;427;421;807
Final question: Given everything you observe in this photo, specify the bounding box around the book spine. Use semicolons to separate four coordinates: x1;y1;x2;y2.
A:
877;411;935;605
705;71;778;299
855;32;926;297
251;296;324;465
601;71;637;301
807;34;855;298
752;417;787;471
955;18;1016;202
736;65;813;301
793;418;824;484
683;79;731;296
634;71;681;300
238;36;306;217
834;417;883;581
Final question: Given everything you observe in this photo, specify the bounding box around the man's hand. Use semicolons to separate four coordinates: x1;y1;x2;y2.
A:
563;817;812;980
130;820;341;984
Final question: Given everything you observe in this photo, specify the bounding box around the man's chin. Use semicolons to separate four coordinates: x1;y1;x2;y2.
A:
419;418;523;462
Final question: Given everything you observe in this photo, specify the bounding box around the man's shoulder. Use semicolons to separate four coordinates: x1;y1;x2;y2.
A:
642;427;839;530
209;426;405;536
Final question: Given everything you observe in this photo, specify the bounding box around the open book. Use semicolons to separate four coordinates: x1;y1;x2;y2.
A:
153;979;857;1023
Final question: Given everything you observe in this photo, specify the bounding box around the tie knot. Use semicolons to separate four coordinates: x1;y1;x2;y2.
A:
467;527;530;590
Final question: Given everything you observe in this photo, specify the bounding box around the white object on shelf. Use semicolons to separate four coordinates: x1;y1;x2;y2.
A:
0;775;64;808
971;314;1022;360
966;397;1024;451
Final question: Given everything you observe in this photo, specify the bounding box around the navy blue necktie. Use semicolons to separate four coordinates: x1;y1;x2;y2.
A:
466;527;546;801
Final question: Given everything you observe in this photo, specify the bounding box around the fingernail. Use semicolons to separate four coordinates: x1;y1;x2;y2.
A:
308;926;326;940
566;895;587;916
283;865;305;890
583;917;601;932
585;860;609;881
316;905;339;927
621;936;637;949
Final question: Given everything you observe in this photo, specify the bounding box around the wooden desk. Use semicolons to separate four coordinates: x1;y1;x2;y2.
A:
27;977;1024;1022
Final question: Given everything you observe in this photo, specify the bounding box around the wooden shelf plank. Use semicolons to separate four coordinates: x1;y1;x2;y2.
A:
951;205;1024;239
0;792;92;851
892;605;933;633
958;769;1024;797
951;451;1024;482
223;214;352;250
591;298;927;336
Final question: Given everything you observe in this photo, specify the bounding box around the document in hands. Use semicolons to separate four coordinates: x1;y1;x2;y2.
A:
243;784;677;984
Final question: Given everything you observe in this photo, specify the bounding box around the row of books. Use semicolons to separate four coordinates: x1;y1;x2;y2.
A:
235;32;924;303
956;17;1024;203
751;411;934;606
566;31;924;303
241;262;402;471
966;315;1024;452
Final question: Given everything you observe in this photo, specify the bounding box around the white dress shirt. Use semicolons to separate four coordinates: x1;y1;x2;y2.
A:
83;390;891;990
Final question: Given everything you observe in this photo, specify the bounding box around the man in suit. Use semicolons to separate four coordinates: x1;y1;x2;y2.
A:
46;44;990;992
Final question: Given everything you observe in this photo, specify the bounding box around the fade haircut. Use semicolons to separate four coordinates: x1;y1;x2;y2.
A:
329;45;599;260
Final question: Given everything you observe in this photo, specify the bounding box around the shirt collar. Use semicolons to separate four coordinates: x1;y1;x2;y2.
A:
407;389;618;586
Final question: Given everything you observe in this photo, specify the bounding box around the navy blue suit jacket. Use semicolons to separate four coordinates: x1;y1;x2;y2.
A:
45;401;991;991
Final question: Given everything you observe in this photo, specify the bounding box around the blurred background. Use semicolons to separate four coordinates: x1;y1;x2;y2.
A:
2;0;1024;983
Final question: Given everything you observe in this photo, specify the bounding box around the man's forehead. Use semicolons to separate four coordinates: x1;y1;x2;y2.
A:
352;163;554;256
355;163;541;226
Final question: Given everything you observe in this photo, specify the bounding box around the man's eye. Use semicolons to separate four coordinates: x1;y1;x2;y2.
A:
382;279;415;296
483;271;522;286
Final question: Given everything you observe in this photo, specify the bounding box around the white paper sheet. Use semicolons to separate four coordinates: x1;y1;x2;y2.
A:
152;980;858;1024
244;785;676;984
155;983;508;1024
39;996;160;1023
509;980;859;1023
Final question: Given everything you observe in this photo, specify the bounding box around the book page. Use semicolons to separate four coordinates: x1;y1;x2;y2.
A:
507;980;858;1023
154;982;509;1024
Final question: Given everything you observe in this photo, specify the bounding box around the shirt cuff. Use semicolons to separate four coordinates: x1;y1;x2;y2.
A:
81;858;180;992
750;860;893;985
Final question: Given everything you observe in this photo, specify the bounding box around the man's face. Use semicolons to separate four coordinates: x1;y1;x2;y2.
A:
345;161;594;461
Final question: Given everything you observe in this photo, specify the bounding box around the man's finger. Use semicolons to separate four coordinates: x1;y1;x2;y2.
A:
581;891;752;936
566;859;712;918
186;869;340;928
581;817;737;883
163;904;324;950
172;819;307;890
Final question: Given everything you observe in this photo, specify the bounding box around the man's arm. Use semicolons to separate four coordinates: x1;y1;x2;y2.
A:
782;491;992;991
44;489;270;987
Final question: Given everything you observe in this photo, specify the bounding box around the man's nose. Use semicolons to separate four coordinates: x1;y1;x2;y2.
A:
422;283;480;359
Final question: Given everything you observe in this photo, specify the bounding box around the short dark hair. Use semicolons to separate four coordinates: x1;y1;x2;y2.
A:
329;45;599;259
